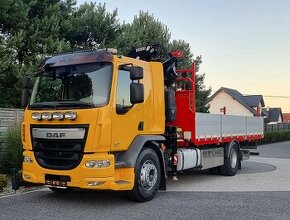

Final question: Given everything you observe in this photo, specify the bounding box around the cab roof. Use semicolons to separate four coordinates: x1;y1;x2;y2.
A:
38;50;114;70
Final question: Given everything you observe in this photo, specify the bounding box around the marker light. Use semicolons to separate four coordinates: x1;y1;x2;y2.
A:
64;111;77;120
176;128;183;139
23;156;33;163
23;175;31;180
52;112;64;120
41;112;52;120
32;112;42;120
85;160;111;168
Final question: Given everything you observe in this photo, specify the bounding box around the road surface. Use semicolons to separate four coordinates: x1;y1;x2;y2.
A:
1;141;290;220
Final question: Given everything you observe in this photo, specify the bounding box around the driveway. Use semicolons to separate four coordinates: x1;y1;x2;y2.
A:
1;141;290;220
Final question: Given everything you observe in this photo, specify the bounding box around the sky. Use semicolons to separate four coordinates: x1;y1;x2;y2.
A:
78;0;290;112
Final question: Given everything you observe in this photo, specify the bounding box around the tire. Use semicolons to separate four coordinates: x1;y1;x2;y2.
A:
127;148;161;202
49;187;74;193
208;167;221;175
220;142;240;176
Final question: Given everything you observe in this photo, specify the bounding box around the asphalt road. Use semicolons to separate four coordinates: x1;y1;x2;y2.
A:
1;141;290;220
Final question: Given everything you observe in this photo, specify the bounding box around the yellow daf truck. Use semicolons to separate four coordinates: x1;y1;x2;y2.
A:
22;48;168;202
21;47;264;202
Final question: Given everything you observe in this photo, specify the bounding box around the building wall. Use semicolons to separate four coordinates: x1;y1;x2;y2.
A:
208;91;253;117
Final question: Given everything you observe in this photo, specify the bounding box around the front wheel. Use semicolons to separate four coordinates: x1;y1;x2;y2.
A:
128;148;161;202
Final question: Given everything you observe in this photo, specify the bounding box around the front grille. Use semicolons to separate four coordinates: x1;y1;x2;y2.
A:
31;125;88;170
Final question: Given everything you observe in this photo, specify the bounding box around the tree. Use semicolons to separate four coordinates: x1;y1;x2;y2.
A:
1;0;71;65
65;2;121;50
0;0;72;107
0;41;22;108
114;11;171;57
195;73;211;112
0;2;211;111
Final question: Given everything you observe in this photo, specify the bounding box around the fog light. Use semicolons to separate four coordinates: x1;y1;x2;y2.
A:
52;112;64;120
64;111;77;120
41;112;52;120
87;181;104;186
32;112;41;120
85;160;110;168
23;156;33;163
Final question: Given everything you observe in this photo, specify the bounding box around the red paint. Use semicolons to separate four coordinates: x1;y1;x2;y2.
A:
170;50;184;58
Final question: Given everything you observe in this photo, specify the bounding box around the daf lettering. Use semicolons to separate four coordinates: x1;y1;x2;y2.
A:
46;132;66;138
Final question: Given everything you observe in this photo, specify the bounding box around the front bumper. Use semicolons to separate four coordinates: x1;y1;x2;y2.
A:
23;150;134;191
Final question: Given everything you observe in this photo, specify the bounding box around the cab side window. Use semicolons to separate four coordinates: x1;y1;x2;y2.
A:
116;69;132;114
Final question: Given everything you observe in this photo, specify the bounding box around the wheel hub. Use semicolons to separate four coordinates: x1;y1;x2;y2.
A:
230;148;238;168
140;160;158;191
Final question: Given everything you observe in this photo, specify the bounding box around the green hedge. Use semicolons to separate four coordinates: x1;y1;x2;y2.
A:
0;174;8;191
259;130;290;144
0;124;22;173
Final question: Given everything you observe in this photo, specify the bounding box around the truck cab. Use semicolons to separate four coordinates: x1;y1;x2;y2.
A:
22;49;166;202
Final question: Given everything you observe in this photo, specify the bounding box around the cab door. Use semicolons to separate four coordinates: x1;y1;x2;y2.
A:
111;64;144;151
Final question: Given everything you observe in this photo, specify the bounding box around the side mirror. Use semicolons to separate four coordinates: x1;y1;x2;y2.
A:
130;66;143;80
130;83;144;104
22;76;31;108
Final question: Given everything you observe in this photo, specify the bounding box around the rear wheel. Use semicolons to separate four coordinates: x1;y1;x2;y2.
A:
220;142;240;176
128;148;161;202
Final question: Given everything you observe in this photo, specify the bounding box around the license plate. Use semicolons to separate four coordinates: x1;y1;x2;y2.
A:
45;179;67;188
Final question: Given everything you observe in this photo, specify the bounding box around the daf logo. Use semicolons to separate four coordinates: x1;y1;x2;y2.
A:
46;133;66;138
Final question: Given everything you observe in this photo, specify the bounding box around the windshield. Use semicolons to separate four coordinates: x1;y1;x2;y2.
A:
29;62;113;109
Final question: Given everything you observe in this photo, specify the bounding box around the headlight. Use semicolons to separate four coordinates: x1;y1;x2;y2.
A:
52;112;64;120
32;112;42;120
64;111;77;120
85;160;111;168
41;112;52;120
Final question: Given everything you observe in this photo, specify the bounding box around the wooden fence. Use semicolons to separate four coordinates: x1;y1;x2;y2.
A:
0;108;24;157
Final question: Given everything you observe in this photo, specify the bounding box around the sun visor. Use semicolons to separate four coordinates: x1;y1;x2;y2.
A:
38;50;114;69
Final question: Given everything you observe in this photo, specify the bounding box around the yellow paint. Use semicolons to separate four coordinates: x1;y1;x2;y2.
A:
22;54;165;191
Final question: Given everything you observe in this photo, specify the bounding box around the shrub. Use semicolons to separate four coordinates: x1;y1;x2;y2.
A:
259;130;290;144
0;124;22;173
0;174;8;191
